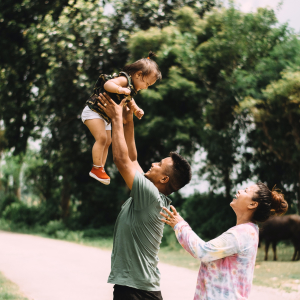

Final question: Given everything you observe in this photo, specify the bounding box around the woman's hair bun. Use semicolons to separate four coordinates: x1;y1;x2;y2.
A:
148;51;156;59
270;189;288;216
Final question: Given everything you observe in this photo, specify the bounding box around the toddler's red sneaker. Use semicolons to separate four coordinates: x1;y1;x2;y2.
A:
89;166;110;185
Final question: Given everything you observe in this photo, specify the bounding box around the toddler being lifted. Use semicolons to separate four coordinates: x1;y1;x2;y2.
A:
81;51;161;184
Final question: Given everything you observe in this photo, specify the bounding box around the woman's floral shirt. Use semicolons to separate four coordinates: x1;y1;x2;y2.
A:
174;221;259;300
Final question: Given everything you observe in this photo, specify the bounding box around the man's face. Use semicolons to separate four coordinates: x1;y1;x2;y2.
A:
144;157;173;184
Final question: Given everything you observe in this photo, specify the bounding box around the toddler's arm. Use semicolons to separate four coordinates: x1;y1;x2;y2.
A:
104;76;131;95
127;99;144;120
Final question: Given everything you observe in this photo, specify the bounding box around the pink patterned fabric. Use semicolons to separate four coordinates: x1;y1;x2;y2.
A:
174;221;259;300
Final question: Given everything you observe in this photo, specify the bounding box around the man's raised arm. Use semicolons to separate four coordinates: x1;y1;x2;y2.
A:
123;106;143;173
97;93;142;189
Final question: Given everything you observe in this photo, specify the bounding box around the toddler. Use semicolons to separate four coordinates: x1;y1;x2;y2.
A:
81;52;161;184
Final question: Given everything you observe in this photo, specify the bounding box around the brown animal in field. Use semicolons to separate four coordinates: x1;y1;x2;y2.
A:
259;214;300;261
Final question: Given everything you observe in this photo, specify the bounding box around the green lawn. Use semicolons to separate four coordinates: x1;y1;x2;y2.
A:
254;244;300;292
0;272;29;300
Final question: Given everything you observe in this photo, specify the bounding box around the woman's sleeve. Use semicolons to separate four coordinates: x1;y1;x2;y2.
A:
174;221;240;262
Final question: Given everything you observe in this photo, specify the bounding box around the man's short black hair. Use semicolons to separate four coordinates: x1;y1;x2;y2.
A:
165;152;192;195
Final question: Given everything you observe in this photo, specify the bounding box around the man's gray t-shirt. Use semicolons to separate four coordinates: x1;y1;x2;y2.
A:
107;171;171;291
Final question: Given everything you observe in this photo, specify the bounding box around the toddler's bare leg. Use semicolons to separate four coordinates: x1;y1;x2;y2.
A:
102;130;112;167
84;119;107;167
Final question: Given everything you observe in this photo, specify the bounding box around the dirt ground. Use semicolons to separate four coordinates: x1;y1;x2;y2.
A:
0;231;299;300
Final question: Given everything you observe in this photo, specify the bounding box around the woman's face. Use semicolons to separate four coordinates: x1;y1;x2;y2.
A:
230;184;259;214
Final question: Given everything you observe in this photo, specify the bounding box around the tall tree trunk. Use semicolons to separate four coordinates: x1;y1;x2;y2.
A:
12;159;22;199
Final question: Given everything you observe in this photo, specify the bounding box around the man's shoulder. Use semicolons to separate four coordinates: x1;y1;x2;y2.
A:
132;172;159;195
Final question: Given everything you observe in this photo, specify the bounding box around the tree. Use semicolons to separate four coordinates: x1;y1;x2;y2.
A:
0;0;71;198
129;6;292;202
239;68;300;213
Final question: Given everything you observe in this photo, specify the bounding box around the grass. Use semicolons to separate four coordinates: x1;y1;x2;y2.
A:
79;237;114;250
0;272;29;300
254;244;300;293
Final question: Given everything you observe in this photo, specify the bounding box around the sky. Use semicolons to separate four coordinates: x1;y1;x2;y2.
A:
105;1;300;32
224;0;300;32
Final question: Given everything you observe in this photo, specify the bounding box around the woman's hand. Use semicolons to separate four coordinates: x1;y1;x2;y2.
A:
160;205;184;228
97;93;126;120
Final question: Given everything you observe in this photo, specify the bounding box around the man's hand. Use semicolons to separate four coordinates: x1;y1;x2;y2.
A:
97;93;126;120
123;105;134;125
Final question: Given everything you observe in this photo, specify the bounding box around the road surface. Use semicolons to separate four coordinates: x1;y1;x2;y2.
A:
0;231;299;300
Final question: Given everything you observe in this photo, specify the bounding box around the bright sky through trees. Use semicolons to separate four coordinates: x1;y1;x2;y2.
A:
224;0;300;31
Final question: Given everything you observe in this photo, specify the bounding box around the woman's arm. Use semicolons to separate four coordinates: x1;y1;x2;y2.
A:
175;222;239;262
161;206;239;262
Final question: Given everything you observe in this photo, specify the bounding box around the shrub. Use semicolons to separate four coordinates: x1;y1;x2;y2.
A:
2;202;40;226
44;220;66;236
66;231;84;243
0;194;19;215
83;226;114;238
182;192;236;240
55;230;69;239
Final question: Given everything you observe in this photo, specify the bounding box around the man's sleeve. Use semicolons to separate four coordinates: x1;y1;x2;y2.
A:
130;171;160;210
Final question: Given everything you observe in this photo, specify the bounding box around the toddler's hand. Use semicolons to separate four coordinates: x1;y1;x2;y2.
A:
118;87;131;95
134;108;144;120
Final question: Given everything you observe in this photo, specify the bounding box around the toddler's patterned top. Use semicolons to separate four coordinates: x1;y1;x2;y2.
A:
174;221;259;300
85;71;137;124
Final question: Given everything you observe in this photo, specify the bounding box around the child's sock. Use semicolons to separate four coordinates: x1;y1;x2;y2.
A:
93;164;102;169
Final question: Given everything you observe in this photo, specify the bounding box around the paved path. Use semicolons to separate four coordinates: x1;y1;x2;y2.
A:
0;231;299;300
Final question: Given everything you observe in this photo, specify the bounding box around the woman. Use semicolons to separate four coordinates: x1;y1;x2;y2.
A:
160;182;288;300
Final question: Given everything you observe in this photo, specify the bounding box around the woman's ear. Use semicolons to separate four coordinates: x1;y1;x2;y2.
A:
160;176;169;184
248;201;259;211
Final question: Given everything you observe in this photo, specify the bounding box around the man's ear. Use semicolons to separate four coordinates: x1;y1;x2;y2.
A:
160;176;169;184
248;201;259;211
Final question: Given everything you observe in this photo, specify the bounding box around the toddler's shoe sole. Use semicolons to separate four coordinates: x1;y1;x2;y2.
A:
89;172;110;185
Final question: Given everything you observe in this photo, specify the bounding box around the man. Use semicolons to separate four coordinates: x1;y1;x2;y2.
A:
98;93;192;300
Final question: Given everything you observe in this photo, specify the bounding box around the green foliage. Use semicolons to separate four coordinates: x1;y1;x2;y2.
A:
1;199;59;227
0;271;29;300
1;0;300;235
2;202;40;226
44;220;66;235
129;5;295;205
83;226;115;238
238;67;300;212
0;194;19;215
182;192;235;240
161;224;182;249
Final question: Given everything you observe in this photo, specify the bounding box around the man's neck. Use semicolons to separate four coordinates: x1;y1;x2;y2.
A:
144;175;167;196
